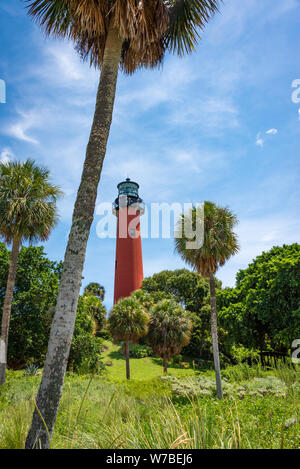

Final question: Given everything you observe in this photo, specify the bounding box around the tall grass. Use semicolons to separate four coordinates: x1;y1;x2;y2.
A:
222;363;265;383
0;365;299;449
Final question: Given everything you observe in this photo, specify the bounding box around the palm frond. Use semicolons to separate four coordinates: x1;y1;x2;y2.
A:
146;299;192;360
0;159;62;243
174;201;239;277
26;1;219;74
108;297;150;343
164;0;220;55
26;0;74;37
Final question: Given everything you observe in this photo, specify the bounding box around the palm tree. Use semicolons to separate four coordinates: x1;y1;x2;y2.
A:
146;298;192;373
0;160;61;385
174;202;239;399
83;282;105;301
80;294;107;333
25;0;220;448
108;297;149;380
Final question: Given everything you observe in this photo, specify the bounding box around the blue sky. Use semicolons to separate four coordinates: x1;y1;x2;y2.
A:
0;0;300;308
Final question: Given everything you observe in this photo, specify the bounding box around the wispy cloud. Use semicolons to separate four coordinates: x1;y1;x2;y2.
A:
256;128;278;147
265;128;278;135
35;42;99;89
4;110;39;144
256;133;264;147
0;147;14;164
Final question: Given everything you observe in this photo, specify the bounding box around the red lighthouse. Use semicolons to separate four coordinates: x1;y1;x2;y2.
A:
113;178;145;304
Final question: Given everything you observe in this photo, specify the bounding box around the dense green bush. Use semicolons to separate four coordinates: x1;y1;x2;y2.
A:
0;244;106;372
218;244;300;354
142;269;224;359
0;244;62;368
129;344;152;358
68;334;103;374
97;328;112;341
68;292;107;373
231;345;260;364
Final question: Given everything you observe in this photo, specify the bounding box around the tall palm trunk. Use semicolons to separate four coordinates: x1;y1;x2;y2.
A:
163;356;168;373
209;274;223;400
25;24;123;449
0;236;21;386
125;340;130;380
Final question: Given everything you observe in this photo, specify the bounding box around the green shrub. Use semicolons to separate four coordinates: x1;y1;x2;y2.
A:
23;364;39;376
231;345;260;364
98;328;112;341
172;354;183;364
162;371;295;399
68;334;104;374
129;344;152;358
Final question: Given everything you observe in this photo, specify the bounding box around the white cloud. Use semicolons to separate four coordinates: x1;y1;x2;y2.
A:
256;133;264;147
170;97;239;132
0;147;14;164
266;128;278;135
256;128;278;146
206;0;299;46
35;42;99;89
48;46;84;81
116;59;195;113
4;109;39;144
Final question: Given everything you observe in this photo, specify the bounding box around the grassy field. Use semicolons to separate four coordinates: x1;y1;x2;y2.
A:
0;342;299;449
100;340;197;380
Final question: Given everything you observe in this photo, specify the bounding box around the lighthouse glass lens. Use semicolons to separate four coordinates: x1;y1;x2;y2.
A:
119;182;138;198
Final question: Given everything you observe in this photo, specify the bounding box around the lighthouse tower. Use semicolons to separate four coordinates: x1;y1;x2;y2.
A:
113;178;145;304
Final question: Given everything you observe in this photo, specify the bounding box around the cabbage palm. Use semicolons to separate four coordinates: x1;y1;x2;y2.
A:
108;297;149;379
146;298;192;372
175;202;239;399
83;282;105;301
0;160;61;385
25;0;220;448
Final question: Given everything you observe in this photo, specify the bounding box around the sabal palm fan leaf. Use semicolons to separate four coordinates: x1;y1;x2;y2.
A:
25;0;220;448
0;159;61;386
146;298;192;372
26;0;169;73
83;282;105;301
108;297;149;379
175;201;239;277
109;298;149;344
174;201;239;399
26;0;219;73
131;289;154;311
0;160;61;243
165;0;220;56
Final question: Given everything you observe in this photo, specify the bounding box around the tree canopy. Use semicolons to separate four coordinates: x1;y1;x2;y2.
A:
146;298;192;372
83;282;105;302
0;244;106;371
142;269;224;358
27;0;220;73
0;159;61;244
218;244;300;353
0;244;62;368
